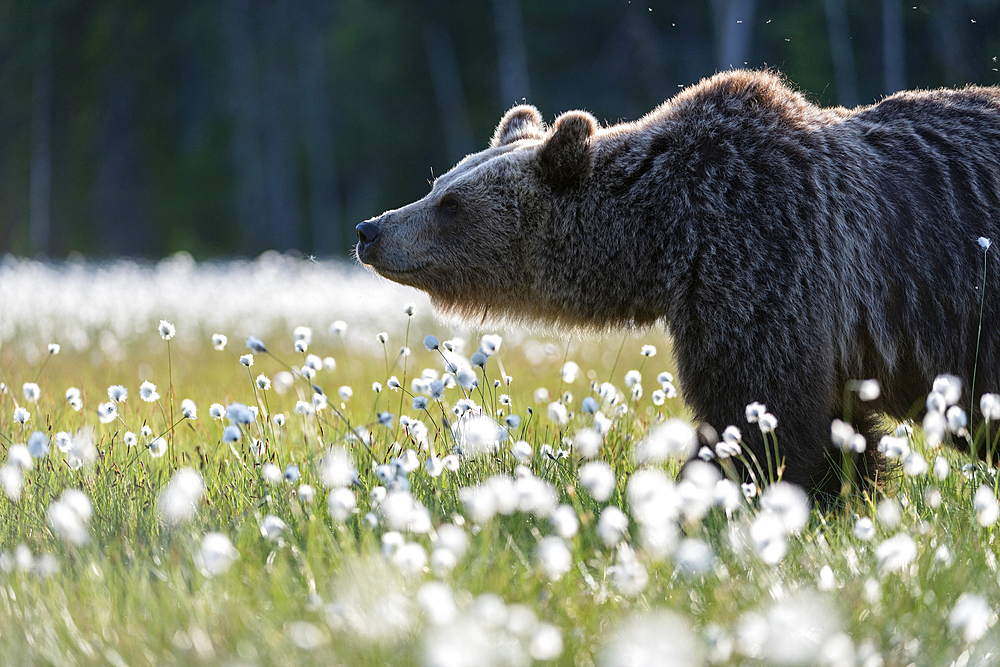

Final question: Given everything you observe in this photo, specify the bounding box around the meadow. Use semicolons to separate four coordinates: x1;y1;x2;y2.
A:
1;253;999;667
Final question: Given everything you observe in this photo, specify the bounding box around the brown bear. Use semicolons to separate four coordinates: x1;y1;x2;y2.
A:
356;69;1000;498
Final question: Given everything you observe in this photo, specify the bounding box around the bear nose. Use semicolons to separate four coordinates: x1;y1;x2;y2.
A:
356;221;381;250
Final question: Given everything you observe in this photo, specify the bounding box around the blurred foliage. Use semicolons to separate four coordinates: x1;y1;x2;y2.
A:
1;0;998;258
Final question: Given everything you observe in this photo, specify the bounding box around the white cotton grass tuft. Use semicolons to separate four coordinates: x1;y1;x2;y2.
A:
878;434;910;459
22;382;40;403
635;419;697;464
974;486;1000;527
479;334;502;355
877;498;903;529
297;483;316;503
27;431;49;458
579;461;617;502
320;447;357;488
547;401;569;427
536;536;573;581
980;393;1000;422
8;445;33;470
745;401;766;423
946;405;967;433
949;593;997;642
933;456;950;481
1;464;23;501
158;467;205;526
607;543;649;596
511;440;532;463
750;512;789;565
561;361;580;383
197;532;239;577
261;463;282;484
324;556;414;643
757;412;778;433
854;517;876;541
13;406;30;425
831;419;866;453
932;374;962;407
598;610;699;667
158;319;176;340
328;487;357;521
717;425;742;458
875;533;917;574
856;378;880;401
66;387;83;411
392;542;427;576
245;335;267;353
760;482;810;534
574;427;603;458
454;412;505;456
674;538;714;577
96;401;117;424
139;381;160;402
550;504;580;539
60;428;98;470
47;489;93;546
1;445;32;500
148;437;168;458
260;514;287;541
755;591;846;666
596;505;630;547
226;402;255;425
902;450;928;478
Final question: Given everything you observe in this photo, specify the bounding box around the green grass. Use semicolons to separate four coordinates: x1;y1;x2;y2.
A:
1;315;998;667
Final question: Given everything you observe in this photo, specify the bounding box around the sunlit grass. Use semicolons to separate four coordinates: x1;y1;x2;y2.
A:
1;258;999;666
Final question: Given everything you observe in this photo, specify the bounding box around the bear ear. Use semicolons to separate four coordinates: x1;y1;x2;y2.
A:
538;110;597;188
491;105;544;147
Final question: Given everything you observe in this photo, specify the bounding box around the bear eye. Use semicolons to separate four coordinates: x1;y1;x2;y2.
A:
440;196;460;213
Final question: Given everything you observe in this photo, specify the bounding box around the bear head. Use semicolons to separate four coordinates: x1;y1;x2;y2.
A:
356;104;599;324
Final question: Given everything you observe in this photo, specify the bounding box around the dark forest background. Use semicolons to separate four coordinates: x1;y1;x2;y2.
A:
1;0;999;259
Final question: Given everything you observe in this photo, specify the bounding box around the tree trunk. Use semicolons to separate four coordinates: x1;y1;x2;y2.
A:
824;0;859;107
423;20;475;165
30;0;52;256
222;0;267;254
882;0;905;93
260;0;301;252
295;0;342;256
712;0;757;71
492;0;531;106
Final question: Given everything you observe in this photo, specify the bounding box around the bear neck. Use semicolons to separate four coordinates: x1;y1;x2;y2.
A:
534;130;690;332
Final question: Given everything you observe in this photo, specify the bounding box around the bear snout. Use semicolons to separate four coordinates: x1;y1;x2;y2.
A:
355;221;381;257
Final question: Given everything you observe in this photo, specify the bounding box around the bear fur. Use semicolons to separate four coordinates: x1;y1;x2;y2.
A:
356;69;1000;497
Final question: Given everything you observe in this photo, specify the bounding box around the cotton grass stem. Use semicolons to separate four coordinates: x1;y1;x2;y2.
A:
166;339;175;456
971;237;991;459
606;336;627;384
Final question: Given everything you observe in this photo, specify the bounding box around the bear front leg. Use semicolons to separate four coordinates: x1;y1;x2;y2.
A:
672;326;840;494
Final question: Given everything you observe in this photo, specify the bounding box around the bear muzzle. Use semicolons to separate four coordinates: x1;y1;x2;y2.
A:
355;220;381;261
